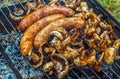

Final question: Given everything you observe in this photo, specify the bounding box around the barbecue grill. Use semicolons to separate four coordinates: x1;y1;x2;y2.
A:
0;0;120;79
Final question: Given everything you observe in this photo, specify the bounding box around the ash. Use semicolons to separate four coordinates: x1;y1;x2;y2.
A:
0;31;44;79
0;52;16;79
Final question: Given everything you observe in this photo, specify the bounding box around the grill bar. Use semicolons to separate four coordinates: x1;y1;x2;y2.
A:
80;69;90;79
0;9;17;32
9;0;17;9
39;67;51;79
41;0;46;4
4;3;11;12
102;70;111;79
24;58;42;79
72;70;81;79
89;68;101;79
115;63;120;68
17;0;26;10
109;66;120;78
0;20;19;48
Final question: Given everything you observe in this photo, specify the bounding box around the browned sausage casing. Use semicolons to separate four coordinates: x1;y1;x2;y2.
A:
17;6;75;31
20;14;65;56
34;17;85;50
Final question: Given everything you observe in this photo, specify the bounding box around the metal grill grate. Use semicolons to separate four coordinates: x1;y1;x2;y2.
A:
0;0;120;79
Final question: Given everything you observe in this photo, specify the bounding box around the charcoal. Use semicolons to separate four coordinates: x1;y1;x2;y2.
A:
19;70;28;78
29;69;36;77
0;54;15;79
5;73;17;79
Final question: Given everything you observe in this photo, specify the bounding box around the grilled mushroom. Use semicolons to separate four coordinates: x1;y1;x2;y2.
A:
29;50;44;68
99;21;112;30
63;0;81;9
87;50;102;72
76;2;89;12
85;13;100;26
48;0;60;6
9;8;24;21
51;54;69;79
74;49;102;72
60;46;79;59
104;39;120;64
74;56;88;67
43;61;55;75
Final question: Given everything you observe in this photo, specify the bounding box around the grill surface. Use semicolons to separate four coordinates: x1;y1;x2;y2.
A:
0;0;120;79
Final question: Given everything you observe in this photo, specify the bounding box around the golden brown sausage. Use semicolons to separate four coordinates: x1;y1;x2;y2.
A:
17;6;75;31
20;14;65;57
34;17;85;50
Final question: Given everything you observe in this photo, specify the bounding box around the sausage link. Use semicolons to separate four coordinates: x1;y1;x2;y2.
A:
34;17;85;49
18;6;75;31
20;14;65;56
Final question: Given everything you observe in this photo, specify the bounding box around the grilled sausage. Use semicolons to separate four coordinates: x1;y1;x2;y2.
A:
20;14;65;56
17;6;75;31
34;17;85;50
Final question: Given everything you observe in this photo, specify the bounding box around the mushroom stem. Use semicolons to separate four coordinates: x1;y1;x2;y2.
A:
115;56;120;60
31;53;39;62
98;52;105;63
